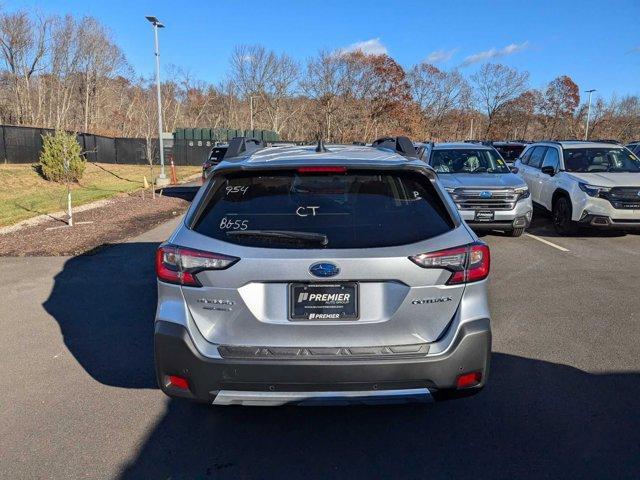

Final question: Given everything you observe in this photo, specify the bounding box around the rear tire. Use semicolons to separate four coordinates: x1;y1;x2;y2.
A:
553;196;577;235
509;227;525;237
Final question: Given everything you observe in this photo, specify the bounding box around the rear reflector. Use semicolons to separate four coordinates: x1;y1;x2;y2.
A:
456;371;482;389
156;244;239;287
297;166;347;174
167;375;189;390
409;242;490;285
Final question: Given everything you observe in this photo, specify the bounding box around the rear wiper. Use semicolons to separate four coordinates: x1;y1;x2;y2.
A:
226;230;329;246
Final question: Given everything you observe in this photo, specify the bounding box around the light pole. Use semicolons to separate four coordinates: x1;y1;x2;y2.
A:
584;89;596;141
250;96;256;131
145;15;167;184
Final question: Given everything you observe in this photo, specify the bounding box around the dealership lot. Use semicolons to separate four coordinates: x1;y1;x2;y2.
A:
1;213;639;479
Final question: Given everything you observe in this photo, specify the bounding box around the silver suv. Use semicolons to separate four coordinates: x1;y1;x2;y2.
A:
514;141;640;234
423;143;533;237
154;137;491;406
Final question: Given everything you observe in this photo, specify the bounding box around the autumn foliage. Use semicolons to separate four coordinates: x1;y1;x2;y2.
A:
1;9;639;144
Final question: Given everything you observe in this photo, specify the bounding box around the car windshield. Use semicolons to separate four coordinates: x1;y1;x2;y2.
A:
563;148;640;173
192;171;454;249
430;149;510;174
494;145;525;162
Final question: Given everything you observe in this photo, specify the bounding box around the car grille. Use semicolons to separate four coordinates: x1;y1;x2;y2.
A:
449;189;519;210
218;343;430;360
601;187;640;209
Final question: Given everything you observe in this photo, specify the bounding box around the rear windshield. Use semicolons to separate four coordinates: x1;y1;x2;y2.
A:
192;171;454;249
429;148;510;174
563;148;640;173
494;145;525;162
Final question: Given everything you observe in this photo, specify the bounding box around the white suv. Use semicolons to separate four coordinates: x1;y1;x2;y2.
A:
514;141;640;234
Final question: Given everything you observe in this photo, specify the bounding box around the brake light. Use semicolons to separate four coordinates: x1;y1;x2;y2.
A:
297;166;347;174
409;242;490;285
155;244;239;287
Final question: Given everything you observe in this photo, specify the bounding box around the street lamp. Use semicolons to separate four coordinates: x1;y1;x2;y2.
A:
250;96;256;131
584;89;596;141
145;15;167;184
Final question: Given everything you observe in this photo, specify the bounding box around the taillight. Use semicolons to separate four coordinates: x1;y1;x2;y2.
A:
155;244;239;287
409;242;490;285
297;166;347;174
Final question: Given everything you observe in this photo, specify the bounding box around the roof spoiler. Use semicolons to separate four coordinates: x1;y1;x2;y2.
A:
371;136;418;159
223;137;266;160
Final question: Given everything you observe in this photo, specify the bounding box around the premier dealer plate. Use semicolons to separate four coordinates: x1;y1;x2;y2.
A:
475;210;495;222
289;283;358;320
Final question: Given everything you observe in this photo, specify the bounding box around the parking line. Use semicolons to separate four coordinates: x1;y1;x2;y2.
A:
524;233;570;252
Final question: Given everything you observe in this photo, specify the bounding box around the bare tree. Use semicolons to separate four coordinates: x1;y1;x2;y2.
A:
301;50;349;140
471;63;529;137
0;10;48;124
76;16;127;132
229;44;300;133
408;63;471;138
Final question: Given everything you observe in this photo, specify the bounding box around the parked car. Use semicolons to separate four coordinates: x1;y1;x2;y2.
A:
423;142;532;237
514;141;640;234
154;137;491;406
492;141;529;166
201;145;228;182
625;141;640;155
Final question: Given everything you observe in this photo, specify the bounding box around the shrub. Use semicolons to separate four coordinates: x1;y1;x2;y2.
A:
39;130;85;182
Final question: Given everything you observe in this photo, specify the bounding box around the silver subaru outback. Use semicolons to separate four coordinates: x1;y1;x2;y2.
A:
154;137;491;406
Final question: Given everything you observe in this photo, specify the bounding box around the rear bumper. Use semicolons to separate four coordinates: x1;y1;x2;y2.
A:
154;318;491;405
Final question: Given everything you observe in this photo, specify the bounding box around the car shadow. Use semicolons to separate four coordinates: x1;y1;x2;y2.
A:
42;241;160;389
118;354;640;479
42;242;640;479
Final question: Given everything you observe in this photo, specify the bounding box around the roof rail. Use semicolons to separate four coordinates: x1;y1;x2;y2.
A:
371;136;418;159
223;137;266;160
352;141;366;146
593;139;621;144
464;140;494;146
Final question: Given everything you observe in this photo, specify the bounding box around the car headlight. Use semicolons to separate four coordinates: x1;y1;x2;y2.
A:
578;183;610;197
514;186;530;200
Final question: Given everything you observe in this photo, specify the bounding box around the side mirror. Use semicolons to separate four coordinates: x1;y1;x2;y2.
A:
510;166;519;174
541;165;556;176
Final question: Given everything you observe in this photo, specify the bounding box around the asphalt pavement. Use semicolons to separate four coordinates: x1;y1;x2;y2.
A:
1;212;639;479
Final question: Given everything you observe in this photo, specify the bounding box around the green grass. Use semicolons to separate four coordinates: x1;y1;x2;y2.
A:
0;162;201;227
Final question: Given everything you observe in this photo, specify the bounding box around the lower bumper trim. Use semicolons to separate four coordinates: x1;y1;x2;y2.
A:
579;214;640;229
212;388;434;406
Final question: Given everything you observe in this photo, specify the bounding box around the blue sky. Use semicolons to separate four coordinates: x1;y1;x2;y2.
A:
8;0;640;100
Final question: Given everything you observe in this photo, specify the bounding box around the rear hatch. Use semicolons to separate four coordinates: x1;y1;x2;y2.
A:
174;166;475;349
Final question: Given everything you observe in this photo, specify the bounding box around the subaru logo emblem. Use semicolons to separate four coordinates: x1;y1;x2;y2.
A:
309;262;340;278
479;191;493;199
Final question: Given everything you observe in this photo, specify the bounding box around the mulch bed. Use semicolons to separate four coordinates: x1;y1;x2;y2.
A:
0;191;192;256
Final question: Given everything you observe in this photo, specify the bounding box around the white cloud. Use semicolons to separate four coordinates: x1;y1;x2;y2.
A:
461;41;530;67
338;38;388;56
425;48;457;64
